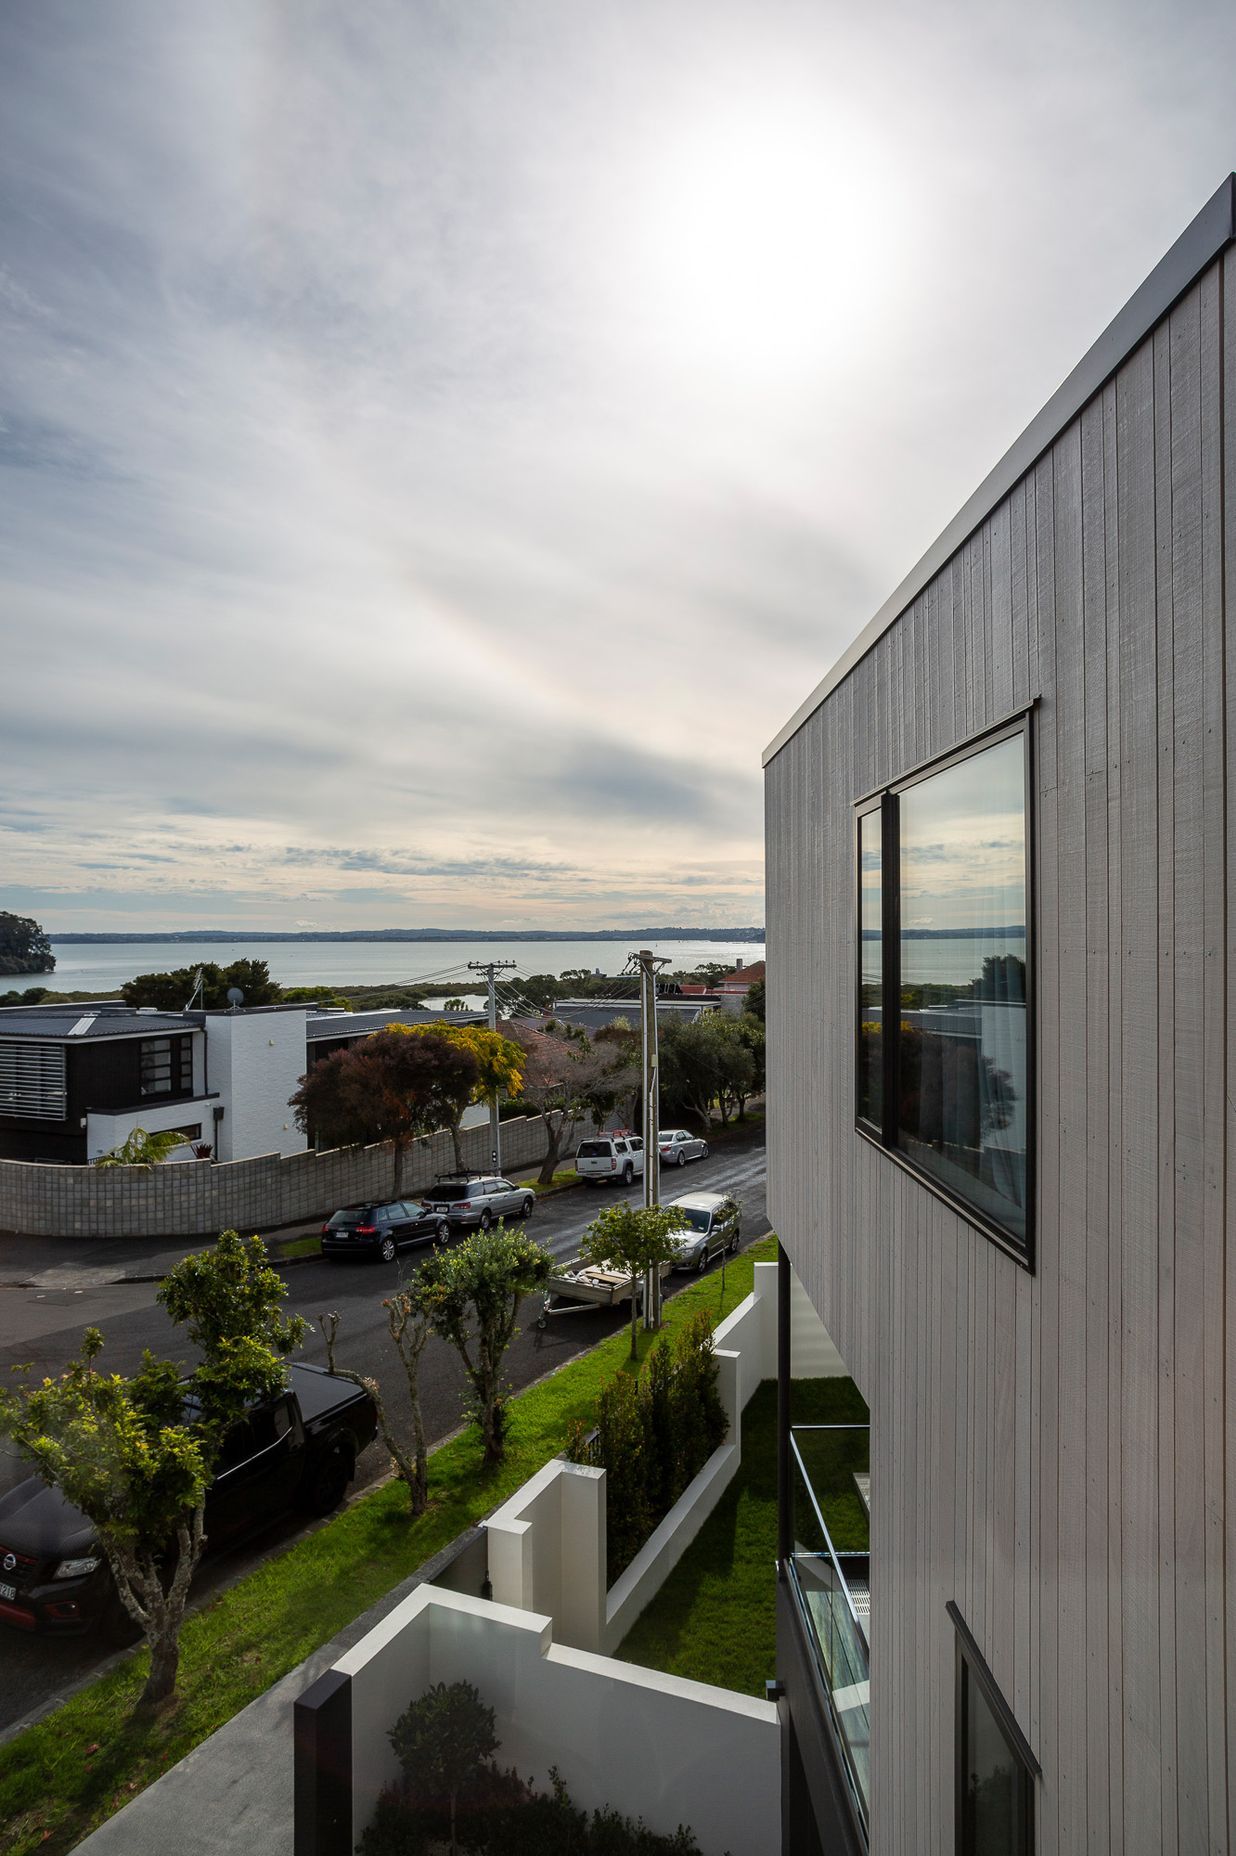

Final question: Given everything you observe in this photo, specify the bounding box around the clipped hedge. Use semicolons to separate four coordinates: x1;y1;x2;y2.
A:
567;1308;727;1576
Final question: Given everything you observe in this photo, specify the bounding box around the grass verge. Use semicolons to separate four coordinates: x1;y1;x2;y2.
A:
527;1170;582;1197
268;1233;322;1262
0;1238;777;1856
615;1373;867;1698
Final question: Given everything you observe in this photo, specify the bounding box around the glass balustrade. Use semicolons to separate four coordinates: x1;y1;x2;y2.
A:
789;1424;871;1838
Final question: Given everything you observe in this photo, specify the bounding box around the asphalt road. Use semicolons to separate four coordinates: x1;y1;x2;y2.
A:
0;1128;769;1737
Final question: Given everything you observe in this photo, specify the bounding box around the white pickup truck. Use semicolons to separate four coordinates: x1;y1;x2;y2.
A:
573;1132;645;1186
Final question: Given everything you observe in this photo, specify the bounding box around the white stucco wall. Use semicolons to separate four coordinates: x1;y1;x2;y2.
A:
204;1011;308;1162
788;1263;848;1377
85;1097;215;1164
488;1459;606;1651
336;1586;780;1856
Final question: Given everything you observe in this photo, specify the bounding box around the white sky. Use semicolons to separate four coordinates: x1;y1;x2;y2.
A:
1;0;1233;932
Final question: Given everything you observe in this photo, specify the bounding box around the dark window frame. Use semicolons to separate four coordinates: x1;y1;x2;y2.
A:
947;1602;1038;1856
854;709;1035;1270
139;1035;194;1100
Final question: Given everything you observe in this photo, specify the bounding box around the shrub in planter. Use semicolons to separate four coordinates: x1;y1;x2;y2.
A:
362;1759;708;1855
643;1336;677;1518
570;1311;728;1577
667;1309;728;1500
589;1367;652;1574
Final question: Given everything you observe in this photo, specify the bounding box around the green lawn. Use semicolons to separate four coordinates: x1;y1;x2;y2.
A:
528;1170;582;1196
0;1238;777;1856
268;1233;322;1262
615;1375;868;1698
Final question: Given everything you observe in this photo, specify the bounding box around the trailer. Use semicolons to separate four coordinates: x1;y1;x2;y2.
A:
535;1258;671;1328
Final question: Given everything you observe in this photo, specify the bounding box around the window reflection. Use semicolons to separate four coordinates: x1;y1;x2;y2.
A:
857;810;882;1128
896;735;1027;1242
959;1643;1032;1856
964;1685;1023;1853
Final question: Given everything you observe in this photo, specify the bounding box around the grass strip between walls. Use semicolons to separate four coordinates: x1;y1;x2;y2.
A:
615;1375;869;1697
0;1237;777;1856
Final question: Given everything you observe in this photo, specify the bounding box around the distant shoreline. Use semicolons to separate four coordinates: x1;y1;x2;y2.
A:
48;926;766;946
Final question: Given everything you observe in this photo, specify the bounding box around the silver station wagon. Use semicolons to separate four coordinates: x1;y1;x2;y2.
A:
666;1191;742;1271
658;1128;710;1167
423;1174;536;1230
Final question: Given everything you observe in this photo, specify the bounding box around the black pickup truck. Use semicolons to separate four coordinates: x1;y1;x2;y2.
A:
0;1362;377;1636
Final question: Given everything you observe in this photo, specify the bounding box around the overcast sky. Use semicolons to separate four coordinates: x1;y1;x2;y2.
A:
2;1;1233;933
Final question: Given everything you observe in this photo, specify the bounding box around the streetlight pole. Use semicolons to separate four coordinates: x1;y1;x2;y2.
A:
467;960;517;1173
630;947;669;1329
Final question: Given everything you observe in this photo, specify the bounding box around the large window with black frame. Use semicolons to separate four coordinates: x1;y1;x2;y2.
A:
948;1603;1038;1855
856;715;1031;1261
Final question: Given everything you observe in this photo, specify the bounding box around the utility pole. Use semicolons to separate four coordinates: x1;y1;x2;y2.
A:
467;960;517;1173
630;947;669;1329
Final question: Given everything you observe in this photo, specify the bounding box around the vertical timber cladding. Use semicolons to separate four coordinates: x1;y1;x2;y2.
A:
766;248;1232;1853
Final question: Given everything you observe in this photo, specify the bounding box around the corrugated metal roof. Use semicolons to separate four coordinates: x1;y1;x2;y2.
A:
305;1009;486;1041
0;1010;198;1040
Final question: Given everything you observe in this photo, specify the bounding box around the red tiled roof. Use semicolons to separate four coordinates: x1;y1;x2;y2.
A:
719;961;765;987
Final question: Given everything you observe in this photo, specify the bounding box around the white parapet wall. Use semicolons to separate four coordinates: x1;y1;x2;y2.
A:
485;1265;772;1661
487;1458;606;1651
481;1261;845;1659
334;1583;780;1856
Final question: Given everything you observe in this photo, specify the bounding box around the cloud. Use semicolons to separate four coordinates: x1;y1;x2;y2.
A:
2;1;1233;928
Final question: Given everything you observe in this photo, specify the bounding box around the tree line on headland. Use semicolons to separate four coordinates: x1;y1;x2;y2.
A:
0;911;55;977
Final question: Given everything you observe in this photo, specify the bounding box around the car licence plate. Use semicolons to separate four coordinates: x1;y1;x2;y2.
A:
0;1581;16;1602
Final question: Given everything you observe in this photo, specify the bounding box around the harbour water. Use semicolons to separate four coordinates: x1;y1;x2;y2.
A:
861;930;1027;987
5;936;768;999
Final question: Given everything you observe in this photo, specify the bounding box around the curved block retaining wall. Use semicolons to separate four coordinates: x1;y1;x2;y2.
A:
0;1114;584;1240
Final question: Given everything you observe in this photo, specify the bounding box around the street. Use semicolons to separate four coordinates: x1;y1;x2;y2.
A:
0;1127;768;1737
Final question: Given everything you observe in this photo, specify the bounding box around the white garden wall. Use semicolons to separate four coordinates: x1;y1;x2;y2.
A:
485;1264;793;1657
487;1458;605;1651
335;1584;780;1856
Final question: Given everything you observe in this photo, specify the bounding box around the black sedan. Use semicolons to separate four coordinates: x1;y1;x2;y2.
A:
321;1199;449;1263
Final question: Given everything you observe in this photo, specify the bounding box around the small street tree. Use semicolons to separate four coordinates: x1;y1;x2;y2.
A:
318;1282;434;1515
156;1229;307;1385
290;1028;480;1194
0;1232;304;1711
710;1014;758;1125
660;1011;761;1128
574;1023;641;1131
659;1015;723;1128
579;1201;689;1360
504;1021;580;1183
417;1226;552;1464
0;1339;210;1711
732;1012;766;1120
387;1022;525;1170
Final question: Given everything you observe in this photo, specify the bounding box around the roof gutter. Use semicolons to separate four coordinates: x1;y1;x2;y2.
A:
762;172;1236;768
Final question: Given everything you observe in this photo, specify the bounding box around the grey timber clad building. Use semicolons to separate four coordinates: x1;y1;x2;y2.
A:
764;177;1236;1854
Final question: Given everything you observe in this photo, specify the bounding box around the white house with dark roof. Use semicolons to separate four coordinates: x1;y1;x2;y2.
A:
0;1002;495;1167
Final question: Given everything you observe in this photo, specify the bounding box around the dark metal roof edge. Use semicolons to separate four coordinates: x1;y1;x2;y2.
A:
0;1018;201;1040
763;173;1236;767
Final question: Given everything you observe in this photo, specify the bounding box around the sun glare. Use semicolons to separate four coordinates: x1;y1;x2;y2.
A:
623;104;897;384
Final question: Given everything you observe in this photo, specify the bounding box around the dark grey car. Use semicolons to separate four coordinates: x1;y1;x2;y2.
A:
422;1174;535;1230
321;1200;449;1263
